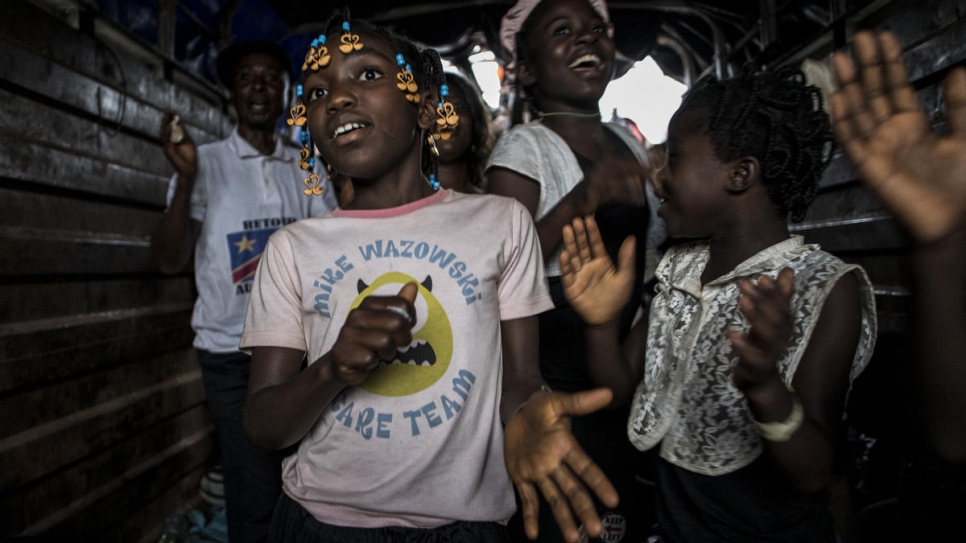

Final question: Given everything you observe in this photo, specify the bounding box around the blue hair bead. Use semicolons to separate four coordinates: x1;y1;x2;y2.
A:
310;39;318;48
300;130;309;144
429;174;440;190
396;54;405;66
319;34;326;45
309;157;316;169
296;84;303;98
440;84;449;98
342;21;350;32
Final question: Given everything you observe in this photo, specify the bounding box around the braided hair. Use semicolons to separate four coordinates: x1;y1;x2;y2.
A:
679;67;832;222
444;73;493;190
297;9;451;189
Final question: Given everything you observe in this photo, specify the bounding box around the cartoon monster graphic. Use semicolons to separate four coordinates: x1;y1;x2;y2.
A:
351;271;453;397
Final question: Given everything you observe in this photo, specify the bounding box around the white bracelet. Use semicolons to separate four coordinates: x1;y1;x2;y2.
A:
753;394;804;442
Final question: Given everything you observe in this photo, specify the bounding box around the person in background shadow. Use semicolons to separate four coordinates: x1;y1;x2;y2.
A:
152;40;337;543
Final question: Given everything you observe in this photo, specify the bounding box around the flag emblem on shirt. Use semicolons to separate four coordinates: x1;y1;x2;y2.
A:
227;228;276;284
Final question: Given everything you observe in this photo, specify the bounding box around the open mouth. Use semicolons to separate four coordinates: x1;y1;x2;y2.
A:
332;122;369;139
569;54;602;69
380;339;437;367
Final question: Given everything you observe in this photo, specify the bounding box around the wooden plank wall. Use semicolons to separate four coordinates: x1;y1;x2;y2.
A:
0;0;232;540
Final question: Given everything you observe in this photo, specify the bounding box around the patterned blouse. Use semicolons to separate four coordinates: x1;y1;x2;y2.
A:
628;236;877;476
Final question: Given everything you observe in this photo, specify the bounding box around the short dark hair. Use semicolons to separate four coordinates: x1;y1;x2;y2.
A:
679;67;832;222
216;40;292;87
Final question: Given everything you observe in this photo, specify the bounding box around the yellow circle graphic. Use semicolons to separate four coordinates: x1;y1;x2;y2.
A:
351;271;454;397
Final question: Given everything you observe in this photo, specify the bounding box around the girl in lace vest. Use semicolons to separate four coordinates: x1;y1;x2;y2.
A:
559;68;877;542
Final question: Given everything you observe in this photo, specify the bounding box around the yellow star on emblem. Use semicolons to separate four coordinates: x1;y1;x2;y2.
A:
234;235;256;253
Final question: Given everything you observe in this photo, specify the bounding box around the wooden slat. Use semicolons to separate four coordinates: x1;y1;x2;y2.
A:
0;345;200;439
0;90;174;182
792;215;906;252
55;435;212;540
805;182;890;223
902;17;966;82
1;404;212;530
0;276;195;325
0;361;205;498
0;187;162;235
818;153;858;190
0;304;194;393
0;226;153;276
0;0;231;139
8;424;213;537
0;137;169;206
876;0;961;48
0;38;222;146
836;252;909;291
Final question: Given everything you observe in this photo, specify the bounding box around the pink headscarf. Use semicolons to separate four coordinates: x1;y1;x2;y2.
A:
499;0;613;87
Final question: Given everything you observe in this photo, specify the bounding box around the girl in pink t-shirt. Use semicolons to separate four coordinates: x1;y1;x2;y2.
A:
239;11;620;543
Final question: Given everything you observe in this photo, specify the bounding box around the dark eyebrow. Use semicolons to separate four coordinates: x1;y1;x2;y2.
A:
543;16;570;29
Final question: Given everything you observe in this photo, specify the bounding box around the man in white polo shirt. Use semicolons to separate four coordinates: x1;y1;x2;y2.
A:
152;41;336;543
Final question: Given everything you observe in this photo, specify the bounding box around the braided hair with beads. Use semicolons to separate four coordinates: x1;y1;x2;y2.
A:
289;8;457;194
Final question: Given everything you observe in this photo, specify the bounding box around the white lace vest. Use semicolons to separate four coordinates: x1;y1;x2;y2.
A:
627;236;877;476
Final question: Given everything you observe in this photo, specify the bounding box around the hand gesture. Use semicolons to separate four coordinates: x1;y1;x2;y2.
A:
560;216;636;326
727;268;795;392
329;283;417;386
578;152;648;214
830;31;966;244
504;388;619;543
160;110;198;180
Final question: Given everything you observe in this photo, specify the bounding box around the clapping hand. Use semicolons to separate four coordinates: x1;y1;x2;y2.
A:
578;152;649;214
329;283;417;386
559;216;637;326
728;268;796;392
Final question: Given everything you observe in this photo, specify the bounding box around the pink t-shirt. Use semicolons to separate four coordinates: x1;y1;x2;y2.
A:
241;189;552;528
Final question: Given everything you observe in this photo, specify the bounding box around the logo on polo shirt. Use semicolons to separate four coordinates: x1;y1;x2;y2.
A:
227;228;275;287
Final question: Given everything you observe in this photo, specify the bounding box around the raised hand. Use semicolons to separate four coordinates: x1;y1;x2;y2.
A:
727;268;795;392
504;388;619;543
830;31;966;244
160;110;198;180
329;282;417;386
560;216;636;326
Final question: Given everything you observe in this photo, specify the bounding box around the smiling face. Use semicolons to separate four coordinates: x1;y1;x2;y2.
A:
302;31;432;182
231;52;287;131
519;0;615;112
657;106;731;239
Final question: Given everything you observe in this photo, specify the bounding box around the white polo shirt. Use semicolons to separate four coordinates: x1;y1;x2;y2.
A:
165;127;337;352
